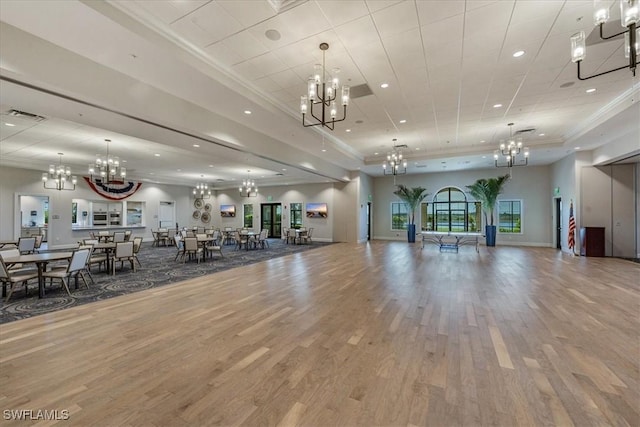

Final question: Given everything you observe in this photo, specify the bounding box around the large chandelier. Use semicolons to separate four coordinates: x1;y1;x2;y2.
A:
570;0;639;80
494;123;530;169
42;153;77;191
193;179;211;199
383;140;407;176
88;139;126;183
239;170;258;197
300;43;350;131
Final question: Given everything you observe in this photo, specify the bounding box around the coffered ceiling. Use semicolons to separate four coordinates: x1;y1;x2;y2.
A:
0;0;638;189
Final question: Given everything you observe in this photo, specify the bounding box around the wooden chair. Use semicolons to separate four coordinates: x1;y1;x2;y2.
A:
18;237;36;254
300;227;313;244
173;235;184;261
33;234;44;253
42;248;91;296
132;237;143;267
234;231;249;251
124;230;132;241
257;229;269;249
182;237;202;263
205;240;223;259
112;242;135;274
1;257;39;302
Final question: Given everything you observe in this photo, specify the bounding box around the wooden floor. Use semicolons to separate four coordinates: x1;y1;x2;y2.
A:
1;242;638;426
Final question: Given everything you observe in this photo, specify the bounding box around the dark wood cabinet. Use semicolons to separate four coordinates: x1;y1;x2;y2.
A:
580;227;605;257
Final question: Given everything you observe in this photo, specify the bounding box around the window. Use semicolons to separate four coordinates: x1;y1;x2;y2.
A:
391;202;408;230
243;204;253;229
498;200;522;233
290;203;303;228
126;201;144;226
420;187;481;232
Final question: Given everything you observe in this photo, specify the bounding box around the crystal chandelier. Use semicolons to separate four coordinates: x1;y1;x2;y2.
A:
42;153;77;191
88;139;126;183
570;0;639;80
193;180;211;199
300;43;350;131
494;123;530;169
239;170;258;197
383;140;407;176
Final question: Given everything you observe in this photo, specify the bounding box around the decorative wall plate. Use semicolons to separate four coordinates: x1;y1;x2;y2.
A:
192;210;201;220
194;198;204;209
201;212;211;223
204;203;212;212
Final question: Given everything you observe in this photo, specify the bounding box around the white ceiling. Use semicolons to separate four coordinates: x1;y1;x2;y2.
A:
0;0;638;189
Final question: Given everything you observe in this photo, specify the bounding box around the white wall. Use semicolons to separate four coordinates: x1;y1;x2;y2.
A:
372;166;553;246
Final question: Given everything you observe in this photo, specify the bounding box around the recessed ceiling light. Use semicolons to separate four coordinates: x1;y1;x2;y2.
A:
480;140;485;143
493;103;503;108
415;148;420;150
513;50;525;57
193;144;200;148
575;146;581;150
380;83;389;88
399;119;406;124
374;152;379;155
244;110;252;114
346;129;351;132
265;29;281;41
282;168;286;171
586;88;596;93
154;153;160;157
321;149;326;152
4;123;15;127
539;133;545;137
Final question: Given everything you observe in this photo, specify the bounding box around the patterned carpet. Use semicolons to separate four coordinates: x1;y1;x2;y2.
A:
1;239;331;324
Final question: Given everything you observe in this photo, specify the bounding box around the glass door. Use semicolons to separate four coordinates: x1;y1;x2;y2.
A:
261;203;282;238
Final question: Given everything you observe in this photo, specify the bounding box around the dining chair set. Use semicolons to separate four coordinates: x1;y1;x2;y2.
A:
173;233;224;263
282;227;313;245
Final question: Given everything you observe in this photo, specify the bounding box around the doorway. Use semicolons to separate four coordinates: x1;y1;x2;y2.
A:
159;201;176;229
367;202;372;241
555;198;562;249
18;195;49;242
261;203;282;238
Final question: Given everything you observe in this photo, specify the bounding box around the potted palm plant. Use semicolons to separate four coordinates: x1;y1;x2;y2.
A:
466;174;509;246
393;184;428;243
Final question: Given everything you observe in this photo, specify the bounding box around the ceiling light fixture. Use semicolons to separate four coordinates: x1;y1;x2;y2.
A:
300;43;350;131
193;178;211;200
42;153;77;191
383;139;407;177
239;170;258;197
88;139;126;184
571;0;639;79
380;83;389;88
493;103;503;108
494;123;530;170
513;50;525;57
586;88;597;93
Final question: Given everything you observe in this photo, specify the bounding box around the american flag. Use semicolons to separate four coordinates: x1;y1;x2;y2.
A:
568;200;576;251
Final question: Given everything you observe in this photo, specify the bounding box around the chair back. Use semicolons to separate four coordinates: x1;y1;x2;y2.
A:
0;248;20;260
113;232;126;242
115;241;134;258
98;231;110;236
307;228;313;237
69;248;91;273
174;234;182;248
0;257;10;280
212;230;220;241
184;237;198;251
132;237;143;254
34;234;43;249
197;227;205;234
83;239;99;245
167;229;176;240
18;237;36;254
124;230;132;241
196;233;207;240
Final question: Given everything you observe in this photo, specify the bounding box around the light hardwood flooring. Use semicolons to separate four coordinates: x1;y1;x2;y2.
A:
0;242;639;426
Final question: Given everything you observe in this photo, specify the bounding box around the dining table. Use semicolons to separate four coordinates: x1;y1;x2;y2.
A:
3;251;73;298
90;242;116;273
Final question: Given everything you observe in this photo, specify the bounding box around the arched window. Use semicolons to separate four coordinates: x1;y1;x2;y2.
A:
420;187;481;232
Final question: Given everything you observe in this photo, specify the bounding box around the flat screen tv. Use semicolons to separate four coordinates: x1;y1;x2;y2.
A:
306;202;328;218
220;204;236;217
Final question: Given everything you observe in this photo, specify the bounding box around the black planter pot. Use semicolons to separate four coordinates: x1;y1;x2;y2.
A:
485;225;497;247
407;224;416;243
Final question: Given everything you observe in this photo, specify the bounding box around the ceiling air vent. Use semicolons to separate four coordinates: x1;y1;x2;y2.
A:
216;179;225;182
275;173;284;176
267;0;306;14
394;144;408;148
350;83;373;99
6;109;47;122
